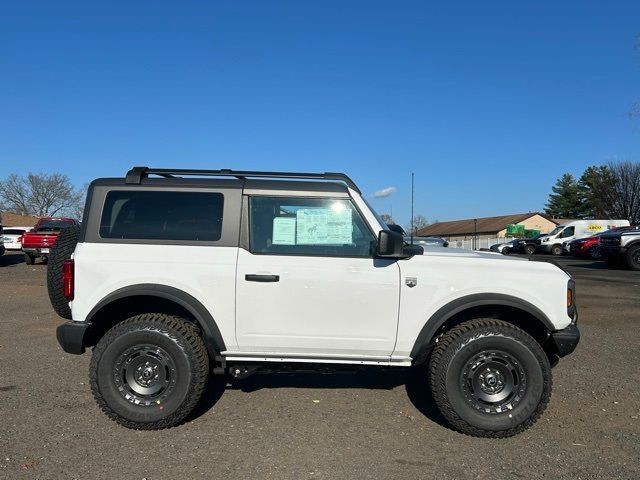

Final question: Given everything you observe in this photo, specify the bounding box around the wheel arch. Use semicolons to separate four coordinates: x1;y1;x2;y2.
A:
84;284;225;358
410;294;556;364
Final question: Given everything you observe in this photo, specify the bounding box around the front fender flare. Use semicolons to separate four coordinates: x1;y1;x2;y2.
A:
409;293;554;360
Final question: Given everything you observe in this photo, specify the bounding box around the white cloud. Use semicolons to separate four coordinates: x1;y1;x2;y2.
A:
371;186;397;198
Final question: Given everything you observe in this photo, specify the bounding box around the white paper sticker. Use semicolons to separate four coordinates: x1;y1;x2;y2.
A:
272;217;296;245
296;207;352;245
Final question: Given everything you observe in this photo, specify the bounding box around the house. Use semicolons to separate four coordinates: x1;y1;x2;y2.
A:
1;211;40;228
416;212;558;241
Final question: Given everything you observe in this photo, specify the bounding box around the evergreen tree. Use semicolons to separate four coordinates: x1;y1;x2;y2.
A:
544;174;586;218
578;165;615;218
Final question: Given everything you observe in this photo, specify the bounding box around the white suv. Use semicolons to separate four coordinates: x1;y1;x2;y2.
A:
51;167;579;437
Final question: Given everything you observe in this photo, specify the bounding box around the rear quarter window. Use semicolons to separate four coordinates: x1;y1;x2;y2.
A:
100;190;224;241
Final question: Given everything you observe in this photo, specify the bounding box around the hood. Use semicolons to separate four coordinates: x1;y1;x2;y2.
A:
419;246;528;262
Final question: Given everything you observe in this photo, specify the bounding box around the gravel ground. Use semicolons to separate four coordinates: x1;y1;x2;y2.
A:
0;251;639;479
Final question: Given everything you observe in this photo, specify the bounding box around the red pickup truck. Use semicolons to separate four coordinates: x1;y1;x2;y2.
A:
22;217;79;265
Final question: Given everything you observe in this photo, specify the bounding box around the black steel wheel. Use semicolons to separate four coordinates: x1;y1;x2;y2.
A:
429;318;552;438
625;245;640;271
90;313;210;430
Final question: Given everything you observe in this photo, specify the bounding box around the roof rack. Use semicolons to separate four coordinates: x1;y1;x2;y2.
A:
124;166;361;193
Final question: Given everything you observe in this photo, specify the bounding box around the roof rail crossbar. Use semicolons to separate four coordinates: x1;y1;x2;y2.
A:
124;166;361;193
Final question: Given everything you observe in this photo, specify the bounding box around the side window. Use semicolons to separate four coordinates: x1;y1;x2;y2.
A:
560;227;575;238
249;196;375;257
100;190;224;241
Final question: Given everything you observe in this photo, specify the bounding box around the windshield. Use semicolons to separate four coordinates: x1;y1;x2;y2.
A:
548;225;564;236
362;197;387;230
36;220;74;232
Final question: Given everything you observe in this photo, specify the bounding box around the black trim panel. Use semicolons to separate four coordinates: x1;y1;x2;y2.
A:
550;324;580;357
57;321;91;354
85;284;226;355
410;293;555;359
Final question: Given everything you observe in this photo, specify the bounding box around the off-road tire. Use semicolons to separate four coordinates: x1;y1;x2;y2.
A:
625;244;640;271
47;224;81;319
429;318;552;438
90;314;210;430
24;253;35;265
551;244;563;256
524;245;536;256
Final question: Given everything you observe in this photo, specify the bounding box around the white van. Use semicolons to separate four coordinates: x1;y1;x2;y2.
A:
538;219;630;255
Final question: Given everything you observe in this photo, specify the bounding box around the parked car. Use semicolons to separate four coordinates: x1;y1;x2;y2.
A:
22;218;79;265
512;234;544;255
52;166;579;437
405;236;448;248
599;226;640;270
2;226;32;251
537;219;630;256
489;239;517;255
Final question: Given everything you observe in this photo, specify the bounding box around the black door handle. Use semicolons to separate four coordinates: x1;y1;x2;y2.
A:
245;274;280;282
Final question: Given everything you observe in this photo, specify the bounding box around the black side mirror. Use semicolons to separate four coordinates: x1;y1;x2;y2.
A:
377;230;406;257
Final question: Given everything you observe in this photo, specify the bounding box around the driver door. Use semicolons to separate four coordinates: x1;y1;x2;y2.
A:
235;195;401;358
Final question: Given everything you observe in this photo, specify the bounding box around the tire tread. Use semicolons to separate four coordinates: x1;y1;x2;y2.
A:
429;318;552;438
89;313;210;430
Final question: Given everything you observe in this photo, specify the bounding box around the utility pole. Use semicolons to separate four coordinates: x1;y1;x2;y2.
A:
473;218;478;250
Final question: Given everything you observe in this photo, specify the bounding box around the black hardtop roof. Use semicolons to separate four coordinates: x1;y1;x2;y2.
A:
119;166;360;193
91;175;350;194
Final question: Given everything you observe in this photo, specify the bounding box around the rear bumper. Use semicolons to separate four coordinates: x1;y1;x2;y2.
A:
22;247;49;256
56;321;91;355
550;324;580;358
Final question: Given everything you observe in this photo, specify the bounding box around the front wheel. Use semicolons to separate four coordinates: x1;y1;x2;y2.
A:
625;245;640;271
429;318;552;438
551;244;563;256
90;314;210;430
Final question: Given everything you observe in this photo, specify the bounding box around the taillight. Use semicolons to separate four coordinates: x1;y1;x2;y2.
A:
17;235;22;243
63;259;74;300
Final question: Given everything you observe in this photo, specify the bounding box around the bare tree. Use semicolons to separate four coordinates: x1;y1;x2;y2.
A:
0;173;83;217
406;214;429;235
601;161;640;225
379;213;393;224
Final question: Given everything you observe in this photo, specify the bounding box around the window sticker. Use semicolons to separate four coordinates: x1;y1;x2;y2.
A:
296;206;353;245
272;217;296;245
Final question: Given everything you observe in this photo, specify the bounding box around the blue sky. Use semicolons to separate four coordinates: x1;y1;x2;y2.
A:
1;1;639;226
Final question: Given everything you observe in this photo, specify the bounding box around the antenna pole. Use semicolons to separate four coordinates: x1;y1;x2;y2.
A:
411;172;415;245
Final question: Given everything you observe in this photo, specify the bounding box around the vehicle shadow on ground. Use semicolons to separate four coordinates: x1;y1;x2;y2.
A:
188;365;450;430
0;253;25;267
565;261;608;270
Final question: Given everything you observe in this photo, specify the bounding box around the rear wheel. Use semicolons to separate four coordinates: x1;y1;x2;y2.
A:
24;253;35;265
551;244;563;256
90;313;210;430
625;245;640;271
524;245;536;255
429;318;552;438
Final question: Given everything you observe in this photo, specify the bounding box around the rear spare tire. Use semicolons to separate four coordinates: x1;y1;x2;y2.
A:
47;224;81;319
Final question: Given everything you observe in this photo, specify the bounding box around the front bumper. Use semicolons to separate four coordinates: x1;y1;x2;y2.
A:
550;324;580;357
56;321;91;354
